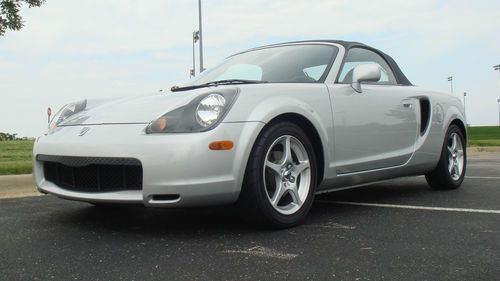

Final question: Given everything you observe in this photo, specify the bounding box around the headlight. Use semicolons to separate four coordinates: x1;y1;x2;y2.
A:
195;94;226;127
146;89;238;134
48;99;87;130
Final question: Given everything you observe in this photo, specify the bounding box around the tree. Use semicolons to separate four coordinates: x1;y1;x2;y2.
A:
0;0;45;36
0;132;19;141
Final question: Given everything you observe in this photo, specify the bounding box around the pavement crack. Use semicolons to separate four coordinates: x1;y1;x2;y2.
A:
303;222;356;230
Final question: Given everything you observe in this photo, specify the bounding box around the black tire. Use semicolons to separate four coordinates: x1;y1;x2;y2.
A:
238;121;317;228
425;124;466;190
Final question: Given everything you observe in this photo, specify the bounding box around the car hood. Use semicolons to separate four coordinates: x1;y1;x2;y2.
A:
59;89;209;126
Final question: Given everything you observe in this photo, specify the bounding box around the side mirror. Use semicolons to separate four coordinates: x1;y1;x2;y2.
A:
351;64;381;93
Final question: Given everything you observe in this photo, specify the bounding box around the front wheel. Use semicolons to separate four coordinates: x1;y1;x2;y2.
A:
425;124;466;189
238;122;317;228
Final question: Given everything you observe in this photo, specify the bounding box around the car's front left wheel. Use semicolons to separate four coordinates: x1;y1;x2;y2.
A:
239;121;317;228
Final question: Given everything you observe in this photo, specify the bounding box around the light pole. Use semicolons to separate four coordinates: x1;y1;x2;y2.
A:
198;0;204;73
463;92;467;125
495;65;500;126
191;31;200;78
447;76;453;94
497;99;500;126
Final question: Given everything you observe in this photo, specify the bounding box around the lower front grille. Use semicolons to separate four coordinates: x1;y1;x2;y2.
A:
39;155;143;192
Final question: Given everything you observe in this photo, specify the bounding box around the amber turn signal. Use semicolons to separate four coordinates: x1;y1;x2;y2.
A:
209;140;234;150
152;117;167;132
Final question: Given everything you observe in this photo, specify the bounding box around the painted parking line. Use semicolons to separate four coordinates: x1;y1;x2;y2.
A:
417;175;500;180
318;200;500;214
465;176;500;179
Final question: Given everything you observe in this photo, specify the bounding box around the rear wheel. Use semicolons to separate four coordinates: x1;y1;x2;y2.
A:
425;124;466;189
239;122;317;228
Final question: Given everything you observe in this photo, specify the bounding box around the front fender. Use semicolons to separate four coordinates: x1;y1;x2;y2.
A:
224;84;334;180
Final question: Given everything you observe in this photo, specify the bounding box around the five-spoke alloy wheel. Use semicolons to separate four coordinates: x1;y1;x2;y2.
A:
426;124;466;189
447;132;465;181
264;135;311;215
239;122;317;228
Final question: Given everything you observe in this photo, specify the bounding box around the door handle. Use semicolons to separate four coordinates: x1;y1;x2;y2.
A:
402;102;413;108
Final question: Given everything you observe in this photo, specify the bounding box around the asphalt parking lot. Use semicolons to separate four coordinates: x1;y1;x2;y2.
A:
1;154;499;281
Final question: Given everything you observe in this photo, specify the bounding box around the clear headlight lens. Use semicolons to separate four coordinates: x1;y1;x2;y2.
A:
195;94;226;127
146;90;237;134
48;99;87;130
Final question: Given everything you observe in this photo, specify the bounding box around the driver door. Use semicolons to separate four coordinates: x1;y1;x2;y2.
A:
328;48;418;174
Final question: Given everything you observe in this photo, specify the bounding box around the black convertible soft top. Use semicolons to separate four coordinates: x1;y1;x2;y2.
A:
317;40;412;86
247;40;413;86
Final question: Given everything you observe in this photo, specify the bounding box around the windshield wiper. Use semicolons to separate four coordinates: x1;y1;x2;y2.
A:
171;79;268;92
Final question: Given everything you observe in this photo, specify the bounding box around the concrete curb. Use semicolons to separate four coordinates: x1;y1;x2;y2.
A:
468;146;500;154
0;174;41;199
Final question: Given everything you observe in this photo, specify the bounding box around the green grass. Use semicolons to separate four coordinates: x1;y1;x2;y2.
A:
467;126;500;146
0;140;34;175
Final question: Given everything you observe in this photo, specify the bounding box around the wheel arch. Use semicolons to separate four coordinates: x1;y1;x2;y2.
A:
449;119;467;144
441;100;467;145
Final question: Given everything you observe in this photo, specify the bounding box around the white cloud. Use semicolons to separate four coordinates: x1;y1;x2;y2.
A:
5;0;499;55
1;0;500;136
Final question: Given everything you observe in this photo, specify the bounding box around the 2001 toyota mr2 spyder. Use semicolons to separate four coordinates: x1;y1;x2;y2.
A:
33;40;467;228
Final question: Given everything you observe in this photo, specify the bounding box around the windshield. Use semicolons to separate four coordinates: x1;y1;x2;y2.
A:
185;44;339;86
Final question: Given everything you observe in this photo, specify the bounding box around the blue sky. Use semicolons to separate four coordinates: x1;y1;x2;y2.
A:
1;0;500;137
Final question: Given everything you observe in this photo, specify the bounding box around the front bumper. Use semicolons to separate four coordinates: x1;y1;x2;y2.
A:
33;122;264;207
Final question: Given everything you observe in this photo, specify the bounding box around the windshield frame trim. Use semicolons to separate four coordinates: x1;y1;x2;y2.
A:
185;43;342;87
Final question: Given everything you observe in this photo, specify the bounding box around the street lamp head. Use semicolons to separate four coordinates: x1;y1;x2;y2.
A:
463;92;467;97
494;65;500;71
447;76;453;81
193;31;200;42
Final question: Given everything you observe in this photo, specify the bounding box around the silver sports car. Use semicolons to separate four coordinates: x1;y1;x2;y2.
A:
33;40;467;228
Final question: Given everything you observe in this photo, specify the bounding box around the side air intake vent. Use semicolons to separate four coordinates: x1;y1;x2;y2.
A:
419;98;431;135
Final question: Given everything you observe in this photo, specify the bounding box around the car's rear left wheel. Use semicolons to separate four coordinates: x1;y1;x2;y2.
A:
425;124;466;189
239;121;317;228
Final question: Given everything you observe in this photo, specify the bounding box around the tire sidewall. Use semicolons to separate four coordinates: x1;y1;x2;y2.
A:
248;122;317;227
440;125;467;187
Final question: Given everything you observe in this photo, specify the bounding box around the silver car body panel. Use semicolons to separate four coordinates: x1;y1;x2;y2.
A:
33;42;466;206
34;122;265;206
